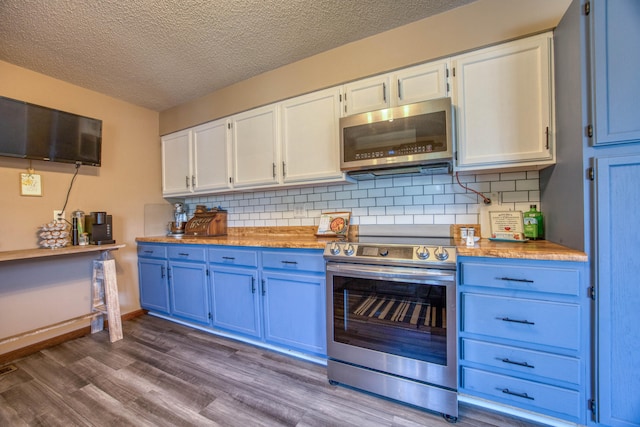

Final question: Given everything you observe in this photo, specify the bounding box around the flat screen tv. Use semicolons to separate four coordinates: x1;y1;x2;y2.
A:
0;96;102;166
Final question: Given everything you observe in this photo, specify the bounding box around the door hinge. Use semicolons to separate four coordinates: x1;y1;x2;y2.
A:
208;312;212;320
452;67;456;77
587;124;593;138
446;82;450;93
588;166;595;181
454;151;458;161
589;286;596;300
588;398;597;417
229;176;233;184
584;1;591;16
206;269;209;276
446;67;449;78
227;123;231;129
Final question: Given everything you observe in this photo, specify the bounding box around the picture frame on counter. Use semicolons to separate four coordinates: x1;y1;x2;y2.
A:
488;210;527;241
316;211;351;237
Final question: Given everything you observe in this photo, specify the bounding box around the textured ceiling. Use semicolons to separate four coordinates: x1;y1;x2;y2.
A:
0;0;475;111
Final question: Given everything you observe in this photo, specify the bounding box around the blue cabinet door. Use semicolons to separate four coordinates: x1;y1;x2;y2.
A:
595;154;640;427
168;261;210;325
591;0;640;145
262;271;326;356
210;266;261;338
138;258;169;313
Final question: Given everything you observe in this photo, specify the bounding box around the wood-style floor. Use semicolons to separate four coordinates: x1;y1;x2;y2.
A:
0;315;547;426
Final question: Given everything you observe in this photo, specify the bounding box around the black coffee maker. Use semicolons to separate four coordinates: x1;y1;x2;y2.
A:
85;211;115;245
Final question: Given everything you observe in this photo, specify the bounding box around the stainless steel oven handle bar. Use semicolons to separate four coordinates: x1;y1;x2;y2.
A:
326;262;455;284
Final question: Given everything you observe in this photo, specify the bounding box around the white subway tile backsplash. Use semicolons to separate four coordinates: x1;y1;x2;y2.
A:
186;170;542;227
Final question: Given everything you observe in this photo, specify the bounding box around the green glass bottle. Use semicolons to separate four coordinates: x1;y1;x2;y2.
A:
523;204;544;240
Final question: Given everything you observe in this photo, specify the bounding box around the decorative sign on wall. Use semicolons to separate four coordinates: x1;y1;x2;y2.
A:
20;170;42;196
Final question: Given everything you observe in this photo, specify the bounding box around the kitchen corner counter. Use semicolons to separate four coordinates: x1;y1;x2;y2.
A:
456;239;587;262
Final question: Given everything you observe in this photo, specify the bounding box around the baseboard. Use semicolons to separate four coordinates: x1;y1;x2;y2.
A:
0;309;146;366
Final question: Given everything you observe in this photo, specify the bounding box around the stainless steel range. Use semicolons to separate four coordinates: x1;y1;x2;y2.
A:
324;225;458;421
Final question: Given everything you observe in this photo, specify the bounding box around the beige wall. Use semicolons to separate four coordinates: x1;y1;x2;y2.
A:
160;0;571;135
0;60;165;354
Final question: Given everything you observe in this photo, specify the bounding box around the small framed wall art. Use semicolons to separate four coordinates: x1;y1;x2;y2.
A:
20;172;42;196
316;211;351;237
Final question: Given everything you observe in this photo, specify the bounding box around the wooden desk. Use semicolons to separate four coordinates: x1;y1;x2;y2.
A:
0;244;126;344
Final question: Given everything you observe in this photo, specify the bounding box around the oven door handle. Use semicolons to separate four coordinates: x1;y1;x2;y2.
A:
326;262;455;283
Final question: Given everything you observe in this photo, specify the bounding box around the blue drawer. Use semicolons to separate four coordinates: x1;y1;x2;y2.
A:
262;250;324;273
209;247;258;267
461;293;580;351
137;244;167;259
167;246;206;262
459;262;580;296
461;338;580;385
461;367;580;420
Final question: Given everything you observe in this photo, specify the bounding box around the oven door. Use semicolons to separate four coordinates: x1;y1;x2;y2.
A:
326;261;457;389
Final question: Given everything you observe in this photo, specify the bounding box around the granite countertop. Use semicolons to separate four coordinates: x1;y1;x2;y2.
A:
456;239;587;262
136;226;338;249
136;226;587;262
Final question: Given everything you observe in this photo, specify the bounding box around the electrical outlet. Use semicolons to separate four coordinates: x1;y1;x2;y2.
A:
486;192;500;205
293;204;307;218
53;210;65;221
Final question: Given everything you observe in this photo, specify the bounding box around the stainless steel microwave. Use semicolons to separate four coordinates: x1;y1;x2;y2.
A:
340;98;453;177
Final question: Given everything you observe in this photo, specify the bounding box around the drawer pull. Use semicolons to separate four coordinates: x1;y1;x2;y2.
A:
496;277;534;283
497;317;535;325
178;252;189;257
281;260;298;265
500;358;534;368
144;250;153;254
222;256;236;260
501;388;534;400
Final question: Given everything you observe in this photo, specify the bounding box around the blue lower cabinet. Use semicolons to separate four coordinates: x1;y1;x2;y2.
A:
138;243;327;359
138;257;170;313
262;270;326;356
458;257;589;424
169;260;210;325
210;266;261;338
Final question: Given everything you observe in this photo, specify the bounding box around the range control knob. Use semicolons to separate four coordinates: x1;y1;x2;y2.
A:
379;248;389;257
344;244;355;256
329;242;341;255
434;246;449;261
416;246;430;260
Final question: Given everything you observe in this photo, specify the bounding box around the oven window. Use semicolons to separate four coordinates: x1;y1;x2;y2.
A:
332;275;447;366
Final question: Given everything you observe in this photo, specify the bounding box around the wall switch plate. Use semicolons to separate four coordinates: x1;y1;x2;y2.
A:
53;210;65;221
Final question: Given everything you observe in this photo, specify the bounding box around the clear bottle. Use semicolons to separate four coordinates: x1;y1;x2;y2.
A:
523;204;544;240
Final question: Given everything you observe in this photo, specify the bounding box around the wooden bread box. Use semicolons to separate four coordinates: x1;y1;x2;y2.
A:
184;209;228;236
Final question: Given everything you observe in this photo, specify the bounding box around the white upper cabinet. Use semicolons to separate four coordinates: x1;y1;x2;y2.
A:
343;74;392;116
161;120;231;197
192;119;231;193
343;59;449;116
452;32;555;173
393;61;449;106
161;129;191;196
231;104;280;189
280;87;345;184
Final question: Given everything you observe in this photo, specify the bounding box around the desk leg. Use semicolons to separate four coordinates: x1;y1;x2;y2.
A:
91;258;123;342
